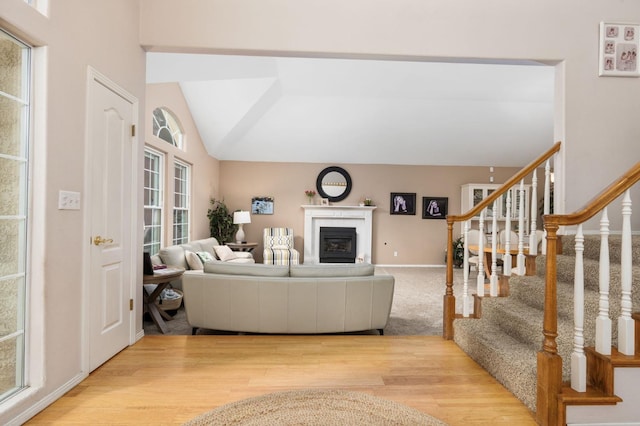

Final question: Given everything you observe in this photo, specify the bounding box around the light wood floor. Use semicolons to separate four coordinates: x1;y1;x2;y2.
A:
26;335;536;425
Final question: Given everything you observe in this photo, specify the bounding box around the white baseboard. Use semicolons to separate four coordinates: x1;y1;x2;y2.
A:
4;372;87;426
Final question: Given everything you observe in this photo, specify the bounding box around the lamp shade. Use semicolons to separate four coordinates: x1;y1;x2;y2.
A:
233;210;251;224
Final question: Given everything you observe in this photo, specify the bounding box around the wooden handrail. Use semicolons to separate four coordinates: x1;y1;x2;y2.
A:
447;141;562;224
543;161;640;227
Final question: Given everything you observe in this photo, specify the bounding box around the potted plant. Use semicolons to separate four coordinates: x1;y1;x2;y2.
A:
207;198;236;244
452;237;465;268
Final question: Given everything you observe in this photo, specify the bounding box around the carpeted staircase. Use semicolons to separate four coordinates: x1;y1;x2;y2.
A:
453;234;640;412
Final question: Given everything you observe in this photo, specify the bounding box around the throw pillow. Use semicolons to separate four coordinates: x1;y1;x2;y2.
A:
213;245;238;262
271;244;289;250
185;250;204;270
196;251;216;263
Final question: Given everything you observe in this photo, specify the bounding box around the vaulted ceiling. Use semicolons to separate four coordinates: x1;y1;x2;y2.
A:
147;53;555;167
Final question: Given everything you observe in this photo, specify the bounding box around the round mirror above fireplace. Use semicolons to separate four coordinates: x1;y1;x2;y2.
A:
316;166;352;202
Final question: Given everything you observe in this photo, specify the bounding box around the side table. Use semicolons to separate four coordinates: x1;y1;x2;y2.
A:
226;242;258;252
143;266;185;334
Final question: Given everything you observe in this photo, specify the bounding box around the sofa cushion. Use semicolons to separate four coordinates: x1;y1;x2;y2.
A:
191;238;219;258
185;251;204;270
158;245;189;269
196;251;216;263
289;263;375;277
213;245;237;261
204;262;289;277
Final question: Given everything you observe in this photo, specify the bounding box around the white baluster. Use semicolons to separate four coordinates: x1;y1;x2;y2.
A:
596;208;611;355
503;189;513;275
618;190;634;355
477;210;485;298
542;160;551;255
529;169;538;255
571;225;587;391
462;221;471;317
490;200;498;297
517;180;526;275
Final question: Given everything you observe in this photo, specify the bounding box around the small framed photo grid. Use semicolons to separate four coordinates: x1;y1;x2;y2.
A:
390;192;416;215
422;197;448;219
599;22;640;77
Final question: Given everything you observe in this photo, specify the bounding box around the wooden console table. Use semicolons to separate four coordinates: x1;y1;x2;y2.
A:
143;267;184;334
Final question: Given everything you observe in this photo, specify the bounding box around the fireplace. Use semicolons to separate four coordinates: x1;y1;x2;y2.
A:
319;227;357;263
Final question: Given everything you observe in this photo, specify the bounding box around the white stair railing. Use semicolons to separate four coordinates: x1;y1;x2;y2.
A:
490;200;499;296
571;224;587;391
477;210;485;297
462;221;472;317
595;207;611;355
503;190;513;275
529;169;539;255
618;189;634;355
516;180;526;276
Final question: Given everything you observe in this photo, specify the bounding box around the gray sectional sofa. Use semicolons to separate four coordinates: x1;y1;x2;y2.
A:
182;262;395;335
150;237;254;290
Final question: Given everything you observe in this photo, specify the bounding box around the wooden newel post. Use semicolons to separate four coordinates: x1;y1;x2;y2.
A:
537;220;563;426
444;218;456;340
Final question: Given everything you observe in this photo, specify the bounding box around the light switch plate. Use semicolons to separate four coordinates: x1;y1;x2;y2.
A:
58;190;81;210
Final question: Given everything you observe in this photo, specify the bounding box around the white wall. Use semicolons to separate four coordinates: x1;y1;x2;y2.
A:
139;0;640;227
0;1;145;423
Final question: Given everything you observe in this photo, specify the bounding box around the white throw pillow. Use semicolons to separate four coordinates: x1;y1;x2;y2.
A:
271;244;289;250
185;251;204;270
196;251;215;263
213;245;238;262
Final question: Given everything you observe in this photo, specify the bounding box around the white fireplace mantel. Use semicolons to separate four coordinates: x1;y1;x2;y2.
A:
302;205;376;264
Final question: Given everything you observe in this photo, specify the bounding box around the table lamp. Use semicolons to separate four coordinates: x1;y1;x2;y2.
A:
233;210;251;243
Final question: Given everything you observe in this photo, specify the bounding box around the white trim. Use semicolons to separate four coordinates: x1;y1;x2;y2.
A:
4;372;86;426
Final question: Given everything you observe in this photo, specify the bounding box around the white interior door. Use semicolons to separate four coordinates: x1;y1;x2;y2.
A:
87;72;136;371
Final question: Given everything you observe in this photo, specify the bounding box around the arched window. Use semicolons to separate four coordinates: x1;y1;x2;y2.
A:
152;107;183;149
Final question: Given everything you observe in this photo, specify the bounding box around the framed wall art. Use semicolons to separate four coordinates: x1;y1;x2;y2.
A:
390;192;416;215
599;22;640;77
251;196;274;215
422;197;448;219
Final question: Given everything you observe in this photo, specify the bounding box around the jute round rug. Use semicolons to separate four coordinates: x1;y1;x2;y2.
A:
184;389;448;425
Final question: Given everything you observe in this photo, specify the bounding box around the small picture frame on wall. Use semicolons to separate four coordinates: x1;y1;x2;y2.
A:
599;22;640;77
390;192;416;215
251;196;274;215
422;197;448;219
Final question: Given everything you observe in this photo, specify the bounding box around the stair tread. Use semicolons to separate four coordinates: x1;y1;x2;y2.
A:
559;382;622;405
454;316;538;411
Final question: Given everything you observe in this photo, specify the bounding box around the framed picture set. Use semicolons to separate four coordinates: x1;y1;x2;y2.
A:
251;196;274;215
390;192;416;215
599;22;640;77
422;197;448;219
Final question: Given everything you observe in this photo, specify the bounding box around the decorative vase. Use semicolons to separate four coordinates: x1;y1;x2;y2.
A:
307;196;314;204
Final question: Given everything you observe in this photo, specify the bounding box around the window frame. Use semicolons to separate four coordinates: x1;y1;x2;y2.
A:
172;159;190;245
143;147;164;255
0;27;31;404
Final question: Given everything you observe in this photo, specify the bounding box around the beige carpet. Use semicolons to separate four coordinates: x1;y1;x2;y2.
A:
144;267;465;336
183;389;449;426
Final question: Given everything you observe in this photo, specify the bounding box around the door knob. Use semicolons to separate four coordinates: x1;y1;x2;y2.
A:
93;236;114;246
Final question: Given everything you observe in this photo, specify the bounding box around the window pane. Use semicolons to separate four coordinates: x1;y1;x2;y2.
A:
0;276;25;337
0;33;27;99
0;96;27;158
0;157;26;216
0;219;26;277
0;334;24;395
